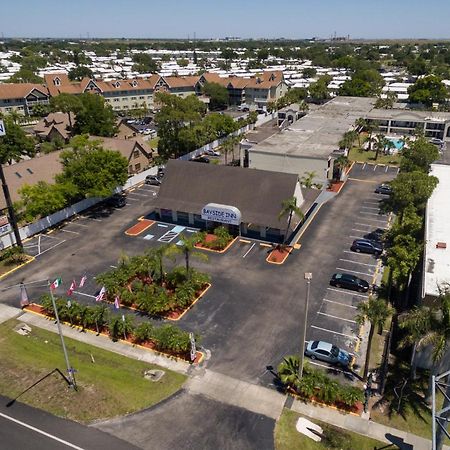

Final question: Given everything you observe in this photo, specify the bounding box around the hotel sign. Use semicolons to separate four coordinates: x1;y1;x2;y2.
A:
201;203;241;226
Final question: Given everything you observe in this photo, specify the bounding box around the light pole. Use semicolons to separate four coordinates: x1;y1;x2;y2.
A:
299;272;312;379
48;281;76;390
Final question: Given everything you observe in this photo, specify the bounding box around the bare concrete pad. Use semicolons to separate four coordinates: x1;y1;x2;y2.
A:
0;304;22;324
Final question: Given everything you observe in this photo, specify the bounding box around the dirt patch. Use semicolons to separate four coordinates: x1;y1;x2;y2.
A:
125;219;155;236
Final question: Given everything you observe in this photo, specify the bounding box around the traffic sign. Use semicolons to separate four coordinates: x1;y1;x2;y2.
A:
0;119;5;136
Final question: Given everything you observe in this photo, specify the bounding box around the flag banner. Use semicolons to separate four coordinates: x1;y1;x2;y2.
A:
20;283;29;308
67;280;76;296
50;278;62;290
79;275;87;288
114;296;120;310
121;314;125;322
95;286;106;302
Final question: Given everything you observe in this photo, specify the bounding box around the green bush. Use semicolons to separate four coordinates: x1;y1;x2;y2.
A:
108;314;135;342
134;322;154;343
0;246;26;264
153;324;191;353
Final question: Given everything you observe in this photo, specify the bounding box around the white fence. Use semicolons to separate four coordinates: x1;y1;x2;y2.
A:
0;122;258;250
0;166;159;250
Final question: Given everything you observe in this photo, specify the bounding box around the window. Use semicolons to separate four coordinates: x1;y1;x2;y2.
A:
139;96;145;100
15;172;22;178
113;98;120;102
26;168;33;174
133;150;140;158
316;350;330;356
134;163;141;171
131;97;137;100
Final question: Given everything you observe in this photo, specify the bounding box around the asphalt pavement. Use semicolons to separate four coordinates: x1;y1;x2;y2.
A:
0;394;138;450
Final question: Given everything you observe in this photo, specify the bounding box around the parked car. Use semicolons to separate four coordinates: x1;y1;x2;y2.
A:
190;156;210;163
256;108;266;114
145;175;162;186
363;228;385;244
305;340;353;367
375;183;392;195
204;149;221;157
104;193;126;208
351;238;383;256
330;272;370;292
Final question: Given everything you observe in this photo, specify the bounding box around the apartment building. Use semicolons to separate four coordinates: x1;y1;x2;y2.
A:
244;71;288;108
0;83;50;116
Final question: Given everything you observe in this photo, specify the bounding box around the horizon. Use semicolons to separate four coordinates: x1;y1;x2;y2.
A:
2;0;450;41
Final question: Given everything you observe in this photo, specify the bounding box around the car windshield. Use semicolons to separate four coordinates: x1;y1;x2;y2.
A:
311;341;319;350
331;346;340;357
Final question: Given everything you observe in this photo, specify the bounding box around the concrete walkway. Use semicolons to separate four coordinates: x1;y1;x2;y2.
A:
6;306;447;449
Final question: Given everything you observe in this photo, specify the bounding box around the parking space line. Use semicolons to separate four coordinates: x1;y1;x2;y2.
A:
127;192;149;198
69;222;89;227
36;239;67;256
351;228;368;233
355;222;387;229
311;325;358;340
324;299;357;309
327;287;367;298
242;242;255;258
349;235;362;239
357;217;388;223
60;229;80;235
339;258;377;267
362;200;380;205
78;215;102;222
125;197;139;202
336;267;373;277
308;360;349;374
318;312;356;323
360;206;380;211
385;166;389;173
342;250;377;258
359;211;386;217
73;290;96;299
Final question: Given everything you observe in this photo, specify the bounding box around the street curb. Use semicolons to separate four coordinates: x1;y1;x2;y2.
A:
23;306;205;365
0;255;35;280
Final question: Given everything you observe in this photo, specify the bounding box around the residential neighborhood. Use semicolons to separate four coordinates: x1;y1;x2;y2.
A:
0;3;450;450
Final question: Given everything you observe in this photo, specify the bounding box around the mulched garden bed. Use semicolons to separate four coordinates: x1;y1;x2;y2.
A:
266;246;292;264
327;181;344;193
195;234;235;253
24;303;203;363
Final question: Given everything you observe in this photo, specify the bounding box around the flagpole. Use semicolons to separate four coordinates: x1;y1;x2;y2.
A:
48;280;77;390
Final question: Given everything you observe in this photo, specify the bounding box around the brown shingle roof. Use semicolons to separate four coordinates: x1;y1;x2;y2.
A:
0;83;48;100
162;76;198;89
88;136;153;160
33;112;74;140
153;160;300;230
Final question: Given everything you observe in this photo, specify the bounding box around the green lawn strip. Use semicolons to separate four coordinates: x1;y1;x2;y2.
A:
0;257;31;277
0;319;186;423
348;147;402;166
274;409;394;450
148;137;159;148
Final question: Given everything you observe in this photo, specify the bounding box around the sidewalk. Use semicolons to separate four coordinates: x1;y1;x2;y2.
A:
5;305;446;449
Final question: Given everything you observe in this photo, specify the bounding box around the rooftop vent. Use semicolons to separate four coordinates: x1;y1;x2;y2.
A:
436;242;447;249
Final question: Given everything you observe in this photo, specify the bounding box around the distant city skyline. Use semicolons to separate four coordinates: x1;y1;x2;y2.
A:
2;0;450;40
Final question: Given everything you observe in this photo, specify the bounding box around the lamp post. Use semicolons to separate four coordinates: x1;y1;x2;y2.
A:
299;272;312;379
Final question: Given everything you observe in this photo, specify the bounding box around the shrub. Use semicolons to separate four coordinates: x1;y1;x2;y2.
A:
0;246;26;264
108;314;135;342
134;322;154;343
153;324;191;353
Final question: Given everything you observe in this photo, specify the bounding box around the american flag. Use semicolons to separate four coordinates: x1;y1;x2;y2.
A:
79;275;87;288
95;286;106;302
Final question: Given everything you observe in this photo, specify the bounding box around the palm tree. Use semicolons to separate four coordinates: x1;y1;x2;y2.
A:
221;137;234;165
334;155;350;180
278;355;301;390
147;245;174;284
300;171;317;188
356;298;394;381
399;287;450;402
354;118;367;148
278;196;304;245
170;234;208;279
374;134;388;161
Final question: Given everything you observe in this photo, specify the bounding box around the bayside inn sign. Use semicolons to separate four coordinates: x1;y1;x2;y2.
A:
201;203;242;226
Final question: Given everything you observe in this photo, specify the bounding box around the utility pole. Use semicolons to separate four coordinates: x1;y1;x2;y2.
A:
299;272;312;379
48;281;76;390
432;369;450;450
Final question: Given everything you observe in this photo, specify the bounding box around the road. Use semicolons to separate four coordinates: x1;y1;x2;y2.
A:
0;395;138;450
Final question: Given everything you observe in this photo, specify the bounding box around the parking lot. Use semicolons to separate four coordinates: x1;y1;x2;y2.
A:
1;162;399;388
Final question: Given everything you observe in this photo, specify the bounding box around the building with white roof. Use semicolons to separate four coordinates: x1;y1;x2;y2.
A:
423;163;450;300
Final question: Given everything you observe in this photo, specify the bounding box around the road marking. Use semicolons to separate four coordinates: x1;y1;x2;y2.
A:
323;299;357;309
125;197;139;202
73;291;96;299
355;222;387;229
351;228;369;233
342;250;377;258
242;242;255;258
318;312;356;323
373;164;378;171
311;325;359;340
308;360;349;374
385;166;389;173
110;265;117;269
0;412;86;450
339;258;377;268
127;191;149;197
362;163;366;170
360;206;380;211
347;178;378;183
78;215;102;222
157;224;168;228
336;267;373;277
327;287;367;298
36;240;67;256
239;239;252;244
360;211;386;217
349;235;362;239
362;200;380;205
68;222;89;227
60;229;80;235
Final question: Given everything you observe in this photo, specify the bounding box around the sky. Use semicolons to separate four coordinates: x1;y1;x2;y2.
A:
2;0;450;40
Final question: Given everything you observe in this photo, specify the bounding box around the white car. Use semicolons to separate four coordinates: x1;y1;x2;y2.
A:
204;149;221;157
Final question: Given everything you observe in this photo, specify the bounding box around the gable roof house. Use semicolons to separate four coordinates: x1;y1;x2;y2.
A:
88;136;154;174
244;71;288;108
0;83;50;116
33;112;75;142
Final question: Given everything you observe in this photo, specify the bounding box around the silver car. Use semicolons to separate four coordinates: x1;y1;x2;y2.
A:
305;340;352;367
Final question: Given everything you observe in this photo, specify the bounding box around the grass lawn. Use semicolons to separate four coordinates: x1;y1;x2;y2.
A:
370;363;450;445
348;146;402;166
148;137;159;148
0;255;33;277
275;409;395;450
0;319;186;423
